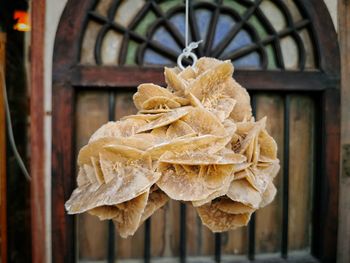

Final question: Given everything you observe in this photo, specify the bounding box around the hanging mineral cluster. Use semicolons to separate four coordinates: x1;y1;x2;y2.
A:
65;57;280;238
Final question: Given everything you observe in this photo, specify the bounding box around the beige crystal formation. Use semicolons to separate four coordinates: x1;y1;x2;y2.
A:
65;57;280;237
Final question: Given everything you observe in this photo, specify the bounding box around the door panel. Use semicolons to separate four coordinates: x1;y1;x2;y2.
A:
74;90;316;261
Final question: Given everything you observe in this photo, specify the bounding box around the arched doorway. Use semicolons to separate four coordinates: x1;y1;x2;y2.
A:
52;1;340;262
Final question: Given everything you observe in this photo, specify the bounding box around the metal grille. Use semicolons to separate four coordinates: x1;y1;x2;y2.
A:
98;91;318;263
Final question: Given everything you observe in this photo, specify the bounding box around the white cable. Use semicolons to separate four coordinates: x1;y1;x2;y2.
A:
177;0;202;70
185;0;189;48
1;68;31;181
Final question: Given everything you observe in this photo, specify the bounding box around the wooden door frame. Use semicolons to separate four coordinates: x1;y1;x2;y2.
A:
30;0;46;263
51;1;340;262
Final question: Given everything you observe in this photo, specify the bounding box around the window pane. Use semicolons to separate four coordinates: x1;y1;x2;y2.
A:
222;29;254;57
101;30;122;64
281;36;299;69
213;14;236;49
260;0;286;32
233;52;260;68
153;26;181;53
144;49;173;65
195;9;212;41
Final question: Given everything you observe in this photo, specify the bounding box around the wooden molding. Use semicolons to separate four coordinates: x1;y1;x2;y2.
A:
30;1;46;263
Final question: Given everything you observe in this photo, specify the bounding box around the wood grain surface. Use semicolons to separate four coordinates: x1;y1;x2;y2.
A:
338;0;350;262
30;0;46;262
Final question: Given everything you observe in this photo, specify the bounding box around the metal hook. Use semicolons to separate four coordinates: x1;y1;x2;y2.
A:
177;52;198;70
177;40;203;70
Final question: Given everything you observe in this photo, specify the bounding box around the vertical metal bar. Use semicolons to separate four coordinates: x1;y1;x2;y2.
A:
281;94;290;258
144;218;151;263
248;216;256;260
108;91;116;263
108;91;115;120
248;93;257;260
108;221;115;263
215;233;221;263
180;203;187;263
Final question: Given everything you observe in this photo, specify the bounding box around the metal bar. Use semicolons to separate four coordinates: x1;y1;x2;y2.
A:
215;233;221;263
108;90;116;120
212;0;262;58
107;91;116;263
144;218;151;263
254;7;285;69
89;11;189;64
281;95;290;258
150;2;185;48
248;93;257;260
223;20;310;62
248;216;256;260
108;221;115;263
180;203;187;263
94;24;110;65
203;0;221;55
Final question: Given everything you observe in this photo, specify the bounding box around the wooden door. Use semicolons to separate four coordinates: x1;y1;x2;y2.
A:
52;1;340;262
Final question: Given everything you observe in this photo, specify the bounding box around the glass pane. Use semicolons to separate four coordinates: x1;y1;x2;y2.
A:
223;0;247;15
281;36;299;69
144;49;173;65
299;29;315;69
125;40;138;65
80;21;102;64
94;0;113;17
101;30;122;64
233;51;260;68
81;0;317;69
260;0;287;32
159;0;181;13
195;9;212;41
170;13;192;42
266;44;277;69
114;0;145;27
153;26;181;53
248;15;268;39
213;14;236;49
222;29;254;57
285;0;303;23
135;10;157;36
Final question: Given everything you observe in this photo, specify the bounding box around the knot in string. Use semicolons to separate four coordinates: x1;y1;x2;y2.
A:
177;40;203;70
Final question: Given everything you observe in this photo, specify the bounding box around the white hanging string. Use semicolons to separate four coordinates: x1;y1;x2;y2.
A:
177;0;202;70
1;68;31;181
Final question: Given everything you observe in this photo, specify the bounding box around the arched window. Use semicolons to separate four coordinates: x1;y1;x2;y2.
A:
52;1;340;263
81;0;317;70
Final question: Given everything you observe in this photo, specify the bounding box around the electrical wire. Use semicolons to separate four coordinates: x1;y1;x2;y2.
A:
1;68;31;181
